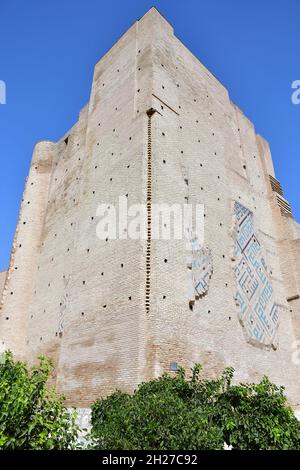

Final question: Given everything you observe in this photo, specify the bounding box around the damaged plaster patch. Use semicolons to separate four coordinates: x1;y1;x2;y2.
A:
188;237;213;309
232;201;279;348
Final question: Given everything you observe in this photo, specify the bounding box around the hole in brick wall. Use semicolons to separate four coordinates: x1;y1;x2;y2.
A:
98;122;100;126
243;165;247;170
180;126;182;129
194;99;197;102
209;112;213;116
220;222;223;226
163;295;166;299
181;150;183;154
217;176;220;179
222;255;225;258
83;281;86;285
64;136;69;145
179;105;181;109
228;316;231;320
163;159;166;164
138;67;141;71
208;310;211;314
40;337;42;341
161;105;164;110
129;136;132;140
128;296;132;300
81;312;85;316
31;182;34;185
5;317;9;320
137;89;140;93
201;187;203;191
121;263;124;268
95;165;98;169
127;165;130;168
91;216;94;220
97;142;100;146
184;178;189;186
198;139;200;143
110;177;113;181
200;163;203;167
162;85;165;89
161;63;164;67
101;272;104;276
162;132;165;136
87;249;90;253
196;120;199;123
217;197;220;201
177;84;180;87
225;283;228;287
102;83;105;86
117;69;119;72
10;292;13;295
189;301;194;311
23;221;26;225
103;304;107;308
164;259;168;263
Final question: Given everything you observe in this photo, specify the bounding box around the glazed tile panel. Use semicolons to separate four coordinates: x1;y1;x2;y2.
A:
233;202;279;347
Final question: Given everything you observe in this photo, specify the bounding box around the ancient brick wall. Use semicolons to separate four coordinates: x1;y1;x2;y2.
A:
0;8;299;408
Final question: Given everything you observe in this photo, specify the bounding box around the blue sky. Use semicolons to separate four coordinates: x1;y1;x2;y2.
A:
0;0;299;271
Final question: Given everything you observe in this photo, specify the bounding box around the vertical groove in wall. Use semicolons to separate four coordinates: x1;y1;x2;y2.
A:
145;109;155;314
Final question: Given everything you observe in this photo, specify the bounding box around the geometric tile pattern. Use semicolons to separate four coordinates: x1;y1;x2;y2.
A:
233;202;279;347
189;237;213;302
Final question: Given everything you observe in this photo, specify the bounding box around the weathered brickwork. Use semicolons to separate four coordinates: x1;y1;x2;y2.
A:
0;8;299;408
0;272;6;298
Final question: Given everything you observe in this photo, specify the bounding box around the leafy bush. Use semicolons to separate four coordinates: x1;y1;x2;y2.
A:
91;365;300;450
0;351;79;449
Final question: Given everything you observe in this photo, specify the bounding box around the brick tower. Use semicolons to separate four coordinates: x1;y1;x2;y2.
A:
0;8;299;408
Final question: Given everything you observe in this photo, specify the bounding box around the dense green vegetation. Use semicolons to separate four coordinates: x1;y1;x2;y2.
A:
91;365;300;450
0;352;79;449
1;352;299;450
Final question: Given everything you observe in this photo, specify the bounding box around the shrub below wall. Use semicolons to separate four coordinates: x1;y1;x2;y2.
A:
91;365;300;450
0;352;79;450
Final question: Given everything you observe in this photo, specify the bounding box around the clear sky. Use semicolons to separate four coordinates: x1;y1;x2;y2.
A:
0;0;299;271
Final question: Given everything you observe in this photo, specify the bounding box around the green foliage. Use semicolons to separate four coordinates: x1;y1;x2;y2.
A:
0;351;79;449
91;364;300;450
